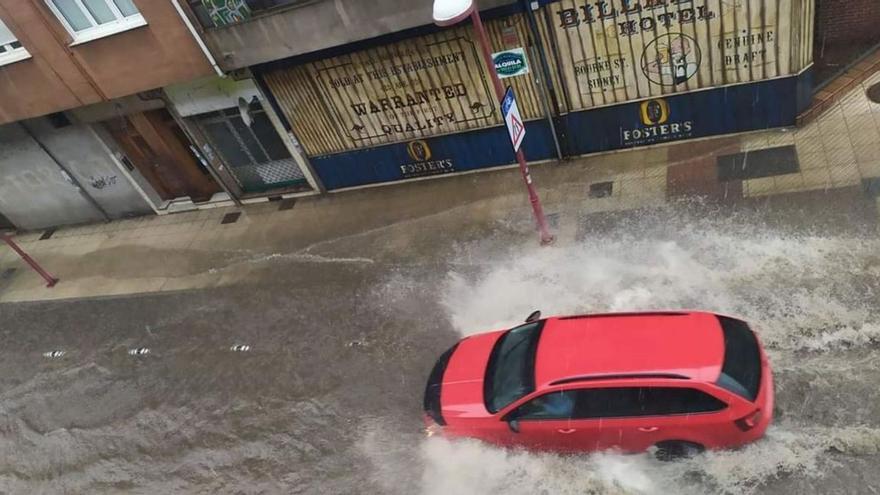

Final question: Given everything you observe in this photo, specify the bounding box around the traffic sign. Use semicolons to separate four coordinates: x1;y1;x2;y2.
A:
501;87;526;152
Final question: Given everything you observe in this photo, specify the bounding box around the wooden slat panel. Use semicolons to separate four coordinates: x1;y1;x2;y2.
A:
696;0;721;87
545;0;808;112
795;0;815;71
535;7;570;113
486;15;543;120
264;67;347;156
265;21;527;156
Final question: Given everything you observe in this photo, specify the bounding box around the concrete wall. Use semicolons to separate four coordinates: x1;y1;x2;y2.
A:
199;0;515;71
0;120;153;231
89;124;165;209
0;0;213;125
25;119;153;220
0;124;104;230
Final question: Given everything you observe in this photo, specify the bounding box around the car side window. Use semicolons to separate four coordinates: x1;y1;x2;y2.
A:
509;391;576;420
572;387;726;419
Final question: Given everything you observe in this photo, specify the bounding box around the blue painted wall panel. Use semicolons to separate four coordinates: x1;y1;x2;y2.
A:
796;68;814;114
562;76;799;157
312;75;803;191
311;119;556;190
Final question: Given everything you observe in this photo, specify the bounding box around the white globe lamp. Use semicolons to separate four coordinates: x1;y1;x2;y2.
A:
432;0;475;26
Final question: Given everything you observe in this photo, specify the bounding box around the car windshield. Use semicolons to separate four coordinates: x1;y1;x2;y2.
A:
717;316;762;401
484;322;543;413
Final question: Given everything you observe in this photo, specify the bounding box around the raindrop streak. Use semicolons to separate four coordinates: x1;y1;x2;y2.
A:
42;351;65;358
128;347;150;356
230;344;250;352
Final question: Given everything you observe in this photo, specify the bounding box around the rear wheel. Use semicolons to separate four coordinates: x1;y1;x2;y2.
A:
654;441;704;462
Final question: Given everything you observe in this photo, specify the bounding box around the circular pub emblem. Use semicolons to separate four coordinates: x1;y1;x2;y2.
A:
407;140;432;162
641;33;701;86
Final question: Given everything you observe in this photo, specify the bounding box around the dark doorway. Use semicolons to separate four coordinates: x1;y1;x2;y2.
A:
0;211;14;231
104;109;220;203
813;0;880;86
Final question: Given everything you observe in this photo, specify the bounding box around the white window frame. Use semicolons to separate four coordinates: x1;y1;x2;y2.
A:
44;0;147;45
0;19;31;67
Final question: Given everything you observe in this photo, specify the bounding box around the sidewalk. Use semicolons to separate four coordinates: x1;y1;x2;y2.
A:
2;68;879;304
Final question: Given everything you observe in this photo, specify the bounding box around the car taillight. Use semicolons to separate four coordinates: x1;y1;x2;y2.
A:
734;409;762;431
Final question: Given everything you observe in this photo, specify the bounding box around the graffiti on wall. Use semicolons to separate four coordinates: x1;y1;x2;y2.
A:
200;0;251;27
88;175;118;190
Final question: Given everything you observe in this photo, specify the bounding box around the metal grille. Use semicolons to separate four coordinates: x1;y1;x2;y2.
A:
239;158;305;189
194;102;307;193
717;145;799;181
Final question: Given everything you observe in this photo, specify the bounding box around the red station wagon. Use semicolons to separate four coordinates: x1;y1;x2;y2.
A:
423;311;773;459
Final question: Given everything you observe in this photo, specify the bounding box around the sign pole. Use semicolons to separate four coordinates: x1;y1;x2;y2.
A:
470;9;554;246
1;234;59;287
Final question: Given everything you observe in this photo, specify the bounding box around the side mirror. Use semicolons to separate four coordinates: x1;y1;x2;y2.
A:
526;310;541;323
507;418;521;433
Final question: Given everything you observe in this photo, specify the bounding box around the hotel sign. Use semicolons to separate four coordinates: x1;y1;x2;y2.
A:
548;0;812;110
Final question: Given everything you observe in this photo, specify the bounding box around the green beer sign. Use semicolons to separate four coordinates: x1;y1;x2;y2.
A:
492;48;530;79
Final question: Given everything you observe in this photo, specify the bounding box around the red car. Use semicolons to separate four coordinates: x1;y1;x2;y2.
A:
424;311;773;459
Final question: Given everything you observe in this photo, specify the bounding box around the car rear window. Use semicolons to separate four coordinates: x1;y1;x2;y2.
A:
423;343;458;425
717;316;762;401
484;322;544;413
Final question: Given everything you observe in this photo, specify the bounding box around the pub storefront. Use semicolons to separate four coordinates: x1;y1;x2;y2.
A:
254;0;815;191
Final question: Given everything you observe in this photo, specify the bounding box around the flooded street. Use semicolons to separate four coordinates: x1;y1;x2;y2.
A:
2;199;880;494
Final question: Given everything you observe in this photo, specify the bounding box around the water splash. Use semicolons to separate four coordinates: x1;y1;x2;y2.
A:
367;206;880;494
439;210;880;355
359;424;880;495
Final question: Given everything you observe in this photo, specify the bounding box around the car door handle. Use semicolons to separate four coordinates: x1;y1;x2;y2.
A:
638;426;659;432
556;428;577;434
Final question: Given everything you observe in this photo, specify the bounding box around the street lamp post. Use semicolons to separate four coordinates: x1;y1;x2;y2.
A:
433;0;555;245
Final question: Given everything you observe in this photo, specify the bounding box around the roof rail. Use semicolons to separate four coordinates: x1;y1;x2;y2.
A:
549;373;690;386
558;311;688;320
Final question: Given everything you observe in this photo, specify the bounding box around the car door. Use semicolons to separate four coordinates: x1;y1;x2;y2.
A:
588;386;730;452
503;390;598;453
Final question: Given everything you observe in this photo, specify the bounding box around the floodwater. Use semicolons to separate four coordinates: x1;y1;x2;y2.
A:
2;199;880;494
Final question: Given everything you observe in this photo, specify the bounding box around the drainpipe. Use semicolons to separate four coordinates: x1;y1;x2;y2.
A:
20;123;111;222
171;0;225;77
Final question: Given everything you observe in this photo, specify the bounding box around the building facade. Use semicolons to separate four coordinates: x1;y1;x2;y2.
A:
1;0;856;229
176;0;816;192
0;0;319;231
0;0;220;229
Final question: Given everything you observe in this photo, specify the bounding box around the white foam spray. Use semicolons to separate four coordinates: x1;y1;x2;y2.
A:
368;207;880;494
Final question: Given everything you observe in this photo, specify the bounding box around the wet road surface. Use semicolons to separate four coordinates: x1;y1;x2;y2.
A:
2;197;880;494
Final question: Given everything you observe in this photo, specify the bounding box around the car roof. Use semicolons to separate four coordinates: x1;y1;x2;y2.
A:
534;311;725;388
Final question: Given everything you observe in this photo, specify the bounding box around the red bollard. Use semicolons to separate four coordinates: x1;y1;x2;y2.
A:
1;234;59;287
